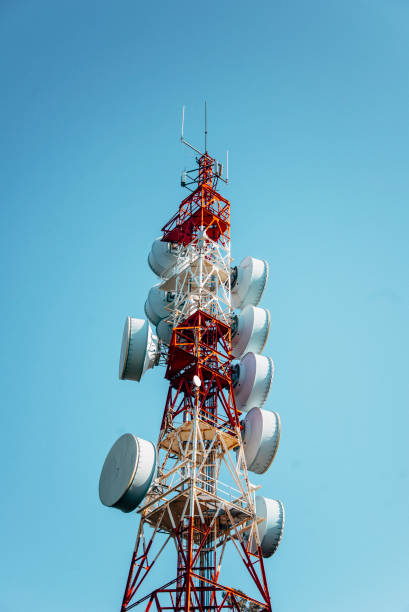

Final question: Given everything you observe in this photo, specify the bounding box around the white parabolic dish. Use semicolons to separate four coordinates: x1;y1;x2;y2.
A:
233;352;274;412
144;285;175;326
156;318;173;345
231;305;271;358
231;256;269;310
254;496;285;558
119;317;159;381
239;407;281;474
99;434;157;513
148;238;178;277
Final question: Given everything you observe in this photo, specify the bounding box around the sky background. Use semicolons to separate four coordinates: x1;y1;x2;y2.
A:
1;1;409;610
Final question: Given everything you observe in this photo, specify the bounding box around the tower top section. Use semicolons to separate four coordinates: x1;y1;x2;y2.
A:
180;104;228;184
161;168;230;247
159;105;230;248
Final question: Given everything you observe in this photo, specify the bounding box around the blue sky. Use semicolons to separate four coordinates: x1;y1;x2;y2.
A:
1;1;409;610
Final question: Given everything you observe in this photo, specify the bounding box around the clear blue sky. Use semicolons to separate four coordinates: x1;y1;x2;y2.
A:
1;1;409;611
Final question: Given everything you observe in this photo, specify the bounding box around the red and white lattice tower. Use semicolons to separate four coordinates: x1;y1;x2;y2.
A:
99;117;284;612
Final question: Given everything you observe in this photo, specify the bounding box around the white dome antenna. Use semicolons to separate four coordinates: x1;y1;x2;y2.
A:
232;352;274;412
231;256;269;309
119;317;160;381
231;305;271;358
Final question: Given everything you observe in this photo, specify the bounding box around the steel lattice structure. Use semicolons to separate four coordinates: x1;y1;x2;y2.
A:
99;137;284;612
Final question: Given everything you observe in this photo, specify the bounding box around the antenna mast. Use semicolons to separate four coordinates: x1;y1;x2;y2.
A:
99;109;285;612
205;101;208;153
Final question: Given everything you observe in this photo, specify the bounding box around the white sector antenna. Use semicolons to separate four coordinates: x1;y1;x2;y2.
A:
231;305;271;358
238;408;281;474
148;238;179;277
144;285;175;326
231;256;269;309
119;317;160;381
99;434;157;513
232;352;274;412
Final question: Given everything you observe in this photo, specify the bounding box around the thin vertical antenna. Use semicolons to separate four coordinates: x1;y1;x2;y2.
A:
180;106;203;155
226;150;229;182
204;101;207;152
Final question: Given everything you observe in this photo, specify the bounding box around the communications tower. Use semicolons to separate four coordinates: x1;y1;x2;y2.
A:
99;110;285;612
